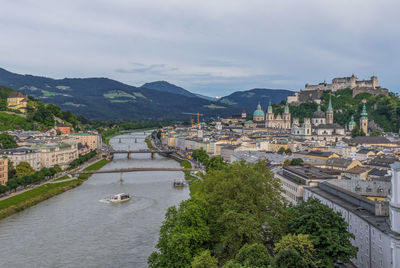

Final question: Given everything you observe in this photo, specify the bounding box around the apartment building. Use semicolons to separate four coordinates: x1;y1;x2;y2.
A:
0;147;42;171
0;158;8;185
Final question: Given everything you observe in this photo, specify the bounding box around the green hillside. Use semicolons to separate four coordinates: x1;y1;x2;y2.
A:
0;86;80;131
272;88;399;132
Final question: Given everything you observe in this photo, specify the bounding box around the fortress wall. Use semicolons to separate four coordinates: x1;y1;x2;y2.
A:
355;80;374;88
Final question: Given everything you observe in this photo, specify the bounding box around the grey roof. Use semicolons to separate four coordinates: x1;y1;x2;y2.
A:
306;150;337;158
312;110;325;118
348;136;392;144
326;157;355;168
313;123;343;130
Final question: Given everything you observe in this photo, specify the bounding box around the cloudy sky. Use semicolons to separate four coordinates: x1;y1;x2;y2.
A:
0;0;399;96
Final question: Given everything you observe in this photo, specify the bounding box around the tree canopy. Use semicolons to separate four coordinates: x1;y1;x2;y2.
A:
0;133;18;149
286;198;357;267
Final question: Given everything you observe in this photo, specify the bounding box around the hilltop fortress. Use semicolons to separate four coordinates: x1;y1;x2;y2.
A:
287;74;389;104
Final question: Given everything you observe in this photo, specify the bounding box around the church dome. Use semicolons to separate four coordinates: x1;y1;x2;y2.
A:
312;106;325;118
253;103;265;117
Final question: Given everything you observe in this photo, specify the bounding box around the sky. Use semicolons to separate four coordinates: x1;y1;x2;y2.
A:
0;0;399;97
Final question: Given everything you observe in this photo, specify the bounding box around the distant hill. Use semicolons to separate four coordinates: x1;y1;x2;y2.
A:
194;93;218;102
217;88;294;112
141;81;196;98
0;68;240;120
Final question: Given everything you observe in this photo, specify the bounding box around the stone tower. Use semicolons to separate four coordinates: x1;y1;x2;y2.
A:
283;102;291;128
326;95;333;124
390;163;400;267
371;76;378;88
265;100;274;128
360;103;368;135
304;118;312;136
241;109;246;119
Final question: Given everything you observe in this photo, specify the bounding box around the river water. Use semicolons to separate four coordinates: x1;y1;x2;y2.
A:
0;132;189;268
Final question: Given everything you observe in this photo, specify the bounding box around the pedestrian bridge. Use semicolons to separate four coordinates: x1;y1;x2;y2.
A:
75;167;198;174
110;149;175;159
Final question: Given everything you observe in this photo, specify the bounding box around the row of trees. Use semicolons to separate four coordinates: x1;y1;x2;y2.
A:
191;148;227;172
0;162;61;194
149;160;357;267
68;150;97;169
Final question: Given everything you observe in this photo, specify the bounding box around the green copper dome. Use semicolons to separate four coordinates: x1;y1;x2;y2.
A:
284;102;289;112
360;103;368;119
267;100;273;112
253;103;265;117
349;115;356;125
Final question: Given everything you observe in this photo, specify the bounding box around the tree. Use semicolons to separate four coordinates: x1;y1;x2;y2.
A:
198;161;286;260
274;234;318;267
191;250;218;268
234;243;271;268
285;148;292;154
273;249;307;268
148;198;210;268
0;184;8;194
6;178;18;192
0;133;18;149
206;156;227;172
283;159;291;166
290;158;303;166
370;130;381;136
286;198;357;267
8;159;16;179
15;162;35;178
278;147;286;154
351;126;366;138
192;148;209;166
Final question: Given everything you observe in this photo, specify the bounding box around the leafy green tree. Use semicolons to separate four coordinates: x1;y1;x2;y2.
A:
15;162;35;178
290;158;303;166
180;160;192;176
6;178;18;192
199;161;286;260
278;147;286;154
274;234;318;267
0;184;8;194
234;243;271;268
191;250;218;268
285;148;292;154
351;126;366;138
8;159;16;179
0;133;18;149
273;249;307;268
283;159;291;166
222;260;245;268
192;148;209;166
286;198;357;267
148;198;210;268
205;157;227;172
370;130;381;136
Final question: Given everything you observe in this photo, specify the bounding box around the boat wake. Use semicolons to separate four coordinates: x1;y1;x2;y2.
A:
98;199;110;204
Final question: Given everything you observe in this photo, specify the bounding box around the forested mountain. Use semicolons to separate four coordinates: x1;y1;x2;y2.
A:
217;88;294;112
0;68;292;120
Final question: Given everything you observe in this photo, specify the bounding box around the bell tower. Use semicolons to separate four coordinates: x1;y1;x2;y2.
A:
360;101;368;135
326;95;333;124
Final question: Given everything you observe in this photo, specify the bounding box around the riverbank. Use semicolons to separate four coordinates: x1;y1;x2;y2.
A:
0;159;109;220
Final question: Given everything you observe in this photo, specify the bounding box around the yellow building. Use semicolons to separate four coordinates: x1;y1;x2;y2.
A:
71;133;100;152
7;92;28;113
0;158;8;186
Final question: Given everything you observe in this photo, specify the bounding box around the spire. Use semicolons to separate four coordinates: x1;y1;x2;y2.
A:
284;102;289;113
317;105;321;112
328;95;333;111
257;102;261;110
267;100;273;112
360;103;368;119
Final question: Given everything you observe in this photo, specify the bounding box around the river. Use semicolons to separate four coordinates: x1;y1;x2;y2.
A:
0;132;189;268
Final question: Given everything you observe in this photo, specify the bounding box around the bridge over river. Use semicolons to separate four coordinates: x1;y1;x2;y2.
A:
75;167;198;174
110;149;175;159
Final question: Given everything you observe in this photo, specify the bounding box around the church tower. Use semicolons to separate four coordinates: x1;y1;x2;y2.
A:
283;102;291;129
241;109;246;119
360;102;368;135
326;95;333;124
265;100;274;128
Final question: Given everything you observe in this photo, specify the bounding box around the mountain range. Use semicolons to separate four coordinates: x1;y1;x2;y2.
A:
0;68;294;120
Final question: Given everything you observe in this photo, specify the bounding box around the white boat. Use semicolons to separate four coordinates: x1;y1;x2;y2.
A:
109;193;131;203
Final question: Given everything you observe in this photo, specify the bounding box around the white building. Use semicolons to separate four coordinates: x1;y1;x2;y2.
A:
303;163;400;267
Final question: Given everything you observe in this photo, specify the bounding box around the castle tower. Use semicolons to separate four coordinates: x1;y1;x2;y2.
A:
371;76;378;88
241;109;246;119
390;163;400;267
348;115;356;131
360;103;368;135
326;95;334;124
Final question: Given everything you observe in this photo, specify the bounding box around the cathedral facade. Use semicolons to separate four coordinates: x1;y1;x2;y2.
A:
251;101;291;129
